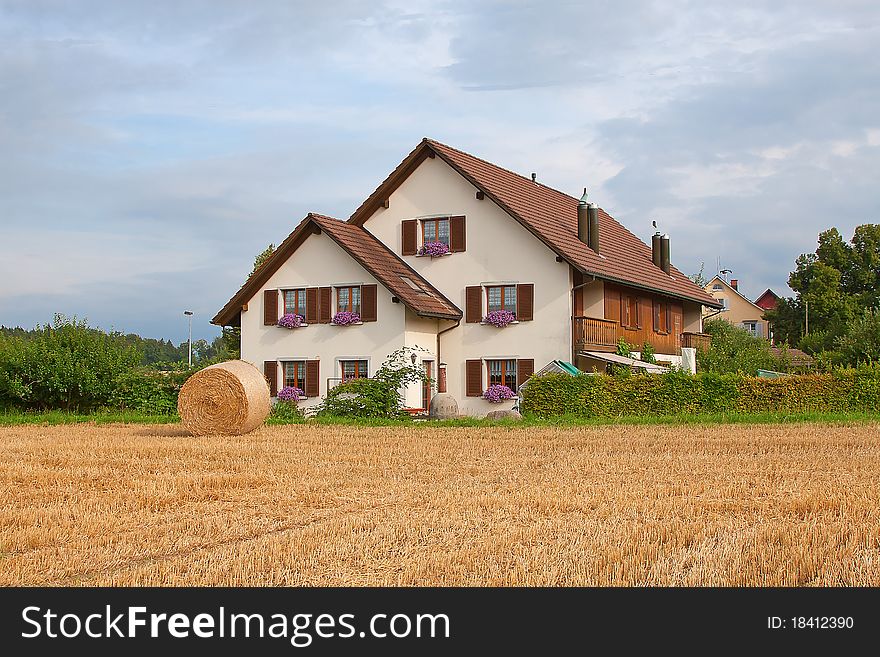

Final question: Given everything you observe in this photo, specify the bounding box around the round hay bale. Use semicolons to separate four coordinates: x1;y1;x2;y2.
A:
177;360;271;436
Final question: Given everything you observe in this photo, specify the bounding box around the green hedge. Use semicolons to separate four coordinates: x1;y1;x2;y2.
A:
520;367;880;418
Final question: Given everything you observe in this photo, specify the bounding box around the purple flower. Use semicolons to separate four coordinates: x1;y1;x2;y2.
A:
483;309;516;327
482;384;515;403
419;241;450;257
277;386;304;402
331;311;361;326
277;313;304;328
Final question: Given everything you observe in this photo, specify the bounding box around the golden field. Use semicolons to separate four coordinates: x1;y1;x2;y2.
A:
2;422;879;586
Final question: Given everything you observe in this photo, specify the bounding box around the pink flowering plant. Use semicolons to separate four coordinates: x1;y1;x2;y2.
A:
482;384;515;403
483;309;516;327
419;241;449;257
277;386;304;402
276;313;304;329
331;311;361;326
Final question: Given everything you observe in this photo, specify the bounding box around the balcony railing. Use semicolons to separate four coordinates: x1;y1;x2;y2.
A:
573;316;619;349
680;332;711;350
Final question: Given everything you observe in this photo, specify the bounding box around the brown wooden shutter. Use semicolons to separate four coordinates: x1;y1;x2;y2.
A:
361;284;377;322
465;286;482;323
466;359;483;396
450;215;466;252
516;283;534;321
305;287;318;324
264;361;278;396
517;359;535;387
305;360;320;398
402;219;418;255
318;287;332;323
263;289;278;325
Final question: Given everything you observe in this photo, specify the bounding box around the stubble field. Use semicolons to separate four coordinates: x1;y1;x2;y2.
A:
2;422;879;586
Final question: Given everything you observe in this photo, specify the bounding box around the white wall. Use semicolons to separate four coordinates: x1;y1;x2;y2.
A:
403;311;438;409
240;230;406;413
362;156;573;415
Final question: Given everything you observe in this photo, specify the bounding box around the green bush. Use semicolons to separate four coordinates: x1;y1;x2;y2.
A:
0;315;142;412
268;399;306;423
109;367;180;415
521;365;880;418
316;346;428;419
697;319;782;374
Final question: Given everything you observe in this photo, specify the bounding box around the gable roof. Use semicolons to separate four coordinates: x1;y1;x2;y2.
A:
755;288;780;309
212;213;461;326
705;276;767;313
350;138;721;308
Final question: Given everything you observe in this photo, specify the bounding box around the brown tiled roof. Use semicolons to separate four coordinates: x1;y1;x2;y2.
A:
211;213;461;326
351;138;721;308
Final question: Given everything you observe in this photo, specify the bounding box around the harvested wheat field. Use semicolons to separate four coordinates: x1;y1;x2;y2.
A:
2;422;879;586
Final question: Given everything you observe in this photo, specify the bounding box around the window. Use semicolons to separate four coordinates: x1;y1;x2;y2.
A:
486;285;517;314
487;359;517;391
282;361;306;390
620;294;640;329
653;299;670;333
742;321;763;338
340;359;368;381
719;297;729;309
283;289;307;317
712;284;723;291
421;217;450;246
336;286;361;315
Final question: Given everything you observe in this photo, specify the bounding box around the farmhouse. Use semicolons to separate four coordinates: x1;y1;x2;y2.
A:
212;138;720;415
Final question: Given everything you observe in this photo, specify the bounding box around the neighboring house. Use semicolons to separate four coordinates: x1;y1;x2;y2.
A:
703;276;772;340
755;288;780;311
213;138;720;416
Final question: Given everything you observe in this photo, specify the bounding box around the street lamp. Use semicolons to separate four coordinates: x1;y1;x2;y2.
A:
183;311;193;367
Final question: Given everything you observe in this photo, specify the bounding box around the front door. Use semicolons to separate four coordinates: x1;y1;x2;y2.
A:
422;360;433;410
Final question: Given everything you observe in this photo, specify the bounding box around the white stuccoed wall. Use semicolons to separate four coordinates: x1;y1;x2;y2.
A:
361;156;573;416
240;229;406;414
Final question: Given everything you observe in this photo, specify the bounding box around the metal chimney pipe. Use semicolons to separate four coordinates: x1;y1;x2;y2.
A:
652;232;662;268
660;234;671;274
577;188;589;244
587;203;599;252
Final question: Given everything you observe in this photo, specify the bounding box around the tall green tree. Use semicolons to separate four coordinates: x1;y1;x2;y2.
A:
251;243;276;275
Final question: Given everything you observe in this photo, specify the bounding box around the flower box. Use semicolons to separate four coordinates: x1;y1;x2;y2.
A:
277;386;304;402
482;384;515;403
482;310;517;327
331;311;362;326
277;313;305;329
417;241;450;257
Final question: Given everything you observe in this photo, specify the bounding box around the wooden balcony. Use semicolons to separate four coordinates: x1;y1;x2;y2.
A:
573;316;619;351
680;332;711;350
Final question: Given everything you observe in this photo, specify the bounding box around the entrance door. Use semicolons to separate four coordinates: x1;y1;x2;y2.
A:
422;360;433;410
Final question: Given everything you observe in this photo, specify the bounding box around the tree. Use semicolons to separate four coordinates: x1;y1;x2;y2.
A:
834;310;880;365
696;319;783;374
252;243;276;275
688;262;708;288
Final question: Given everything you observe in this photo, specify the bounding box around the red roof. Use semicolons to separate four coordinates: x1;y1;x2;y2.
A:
212;213;461;326
351;138;721;308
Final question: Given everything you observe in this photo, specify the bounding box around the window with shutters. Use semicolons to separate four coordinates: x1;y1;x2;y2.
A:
283;289;307;317
340;359;368;381
487;359;517;391
421;218;450;247
486;285;517;314
620;294;640;329
336;286;361;315
653;299;670;334
282;360;306;390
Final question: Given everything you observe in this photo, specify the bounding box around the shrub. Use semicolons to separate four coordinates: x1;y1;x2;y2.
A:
109;368;179;415
316;346;428;419
640;342;657;364
482;384;515;402
697;319;781;374
0;315;142;412
520;366;880;418
269;399;305;423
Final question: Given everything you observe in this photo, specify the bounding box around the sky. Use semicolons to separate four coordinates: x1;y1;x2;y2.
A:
1;1;878;343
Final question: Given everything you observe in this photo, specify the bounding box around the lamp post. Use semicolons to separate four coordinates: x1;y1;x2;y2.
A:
184;311;193;367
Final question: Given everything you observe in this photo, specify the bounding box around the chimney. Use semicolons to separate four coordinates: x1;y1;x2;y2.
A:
587;203;599;252
652;232;662;268
660;234;670;274
577;188;589;244
730;279;738;291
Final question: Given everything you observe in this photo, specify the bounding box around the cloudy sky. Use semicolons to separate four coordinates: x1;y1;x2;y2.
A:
2;1;878;342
